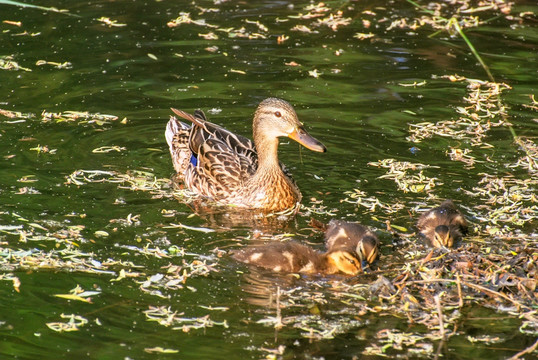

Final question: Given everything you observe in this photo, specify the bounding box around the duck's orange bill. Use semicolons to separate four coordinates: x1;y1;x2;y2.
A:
288;126;327;153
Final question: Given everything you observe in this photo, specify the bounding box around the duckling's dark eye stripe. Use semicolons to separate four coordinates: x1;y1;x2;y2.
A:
367;249;378;263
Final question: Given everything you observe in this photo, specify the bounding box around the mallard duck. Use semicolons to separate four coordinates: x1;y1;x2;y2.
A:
165;98;326;211
416;200;468;248
324;220;380;265
231;242;363;276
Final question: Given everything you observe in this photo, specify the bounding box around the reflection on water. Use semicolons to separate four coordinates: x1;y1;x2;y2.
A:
240;270;299;308
177;195;300;233
1;0;537;359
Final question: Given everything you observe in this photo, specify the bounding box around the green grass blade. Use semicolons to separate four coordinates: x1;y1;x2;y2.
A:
0;0;78;16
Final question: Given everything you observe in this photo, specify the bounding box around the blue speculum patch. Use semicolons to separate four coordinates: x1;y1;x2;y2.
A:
190;154;198;167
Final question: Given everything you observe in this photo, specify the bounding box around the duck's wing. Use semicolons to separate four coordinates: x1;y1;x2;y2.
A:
184;136;257;201
171;108;258;170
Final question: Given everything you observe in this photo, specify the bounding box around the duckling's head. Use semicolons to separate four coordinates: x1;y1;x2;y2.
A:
253;98;326;152
432;225;453;248
325;249;362;275
357;236;379;265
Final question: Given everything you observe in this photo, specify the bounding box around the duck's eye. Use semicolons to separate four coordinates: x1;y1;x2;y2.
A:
274;111;282;118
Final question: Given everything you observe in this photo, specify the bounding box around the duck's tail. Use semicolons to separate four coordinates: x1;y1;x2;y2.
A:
165;116;192;175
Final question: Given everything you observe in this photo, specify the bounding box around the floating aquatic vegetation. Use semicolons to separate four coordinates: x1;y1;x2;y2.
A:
144;347;179;354
0;247;120;275
288;3;351;32
363;329;436;357
244;19;268;32
522;94;538;112
342;189;406;214
35;60;72;69
291;24;318;33
390;0;513;33
0;273;21;292
92;146;126;153
299;196;337;217
167;12;217;29
353;32;374;40
368;158;441;193
308;69;322;78
462;173;537;231
315;11;352;31
0;108;34;119
2;20;21;26
41;110;124;125
65;169;172;198
313;241;538;354
118;246;220;296
408;76;512;146
0;55;31;71
144;306;229;331
446;146;476;168
96;17;126;27
29;144;56;154
65;169;118;186
198;32;218;40
277;34;289;44
54;284;101;303
46;313;89;333
511;137;538;175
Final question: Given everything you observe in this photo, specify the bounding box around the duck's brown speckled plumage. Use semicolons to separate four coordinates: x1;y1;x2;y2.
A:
324;220;380;265
417;200;468;248
165;98;326;211
231;242;363;276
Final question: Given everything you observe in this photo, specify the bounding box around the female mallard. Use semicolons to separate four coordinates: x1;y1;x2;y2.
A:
324;220;380;265
417;200;468;248
231;242;363;276
165;98;326;211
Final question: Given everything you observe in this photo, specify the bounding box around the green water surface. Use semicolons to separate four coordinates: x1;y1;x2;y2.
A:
0;1;537;359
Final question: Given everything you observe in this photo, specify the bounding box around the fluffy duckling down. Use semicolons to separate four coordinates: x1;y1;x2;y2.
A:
324;220;380;266
231;242;363;276
417;200;468;248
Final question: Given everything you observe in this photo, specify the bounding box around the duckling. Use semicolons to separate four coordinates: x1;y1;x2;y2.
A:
324;220;380;265
231;242;363;276
416;200;468;248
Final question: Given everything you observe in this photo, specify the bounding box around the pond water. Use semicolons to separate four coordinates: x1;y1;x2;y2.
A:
0;0;537;359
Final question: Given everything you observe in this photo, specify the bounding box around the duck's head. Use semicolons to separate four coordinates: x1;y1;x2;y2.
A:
432;225;454;248
253;98;326;152
325;249;362;275
357;236;380;266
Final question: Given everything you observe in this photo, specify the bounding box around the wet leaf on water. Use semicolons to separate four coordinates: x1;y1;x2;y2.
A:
54;294;93;303
46;314;88;332
35;60;72;69
97;17;126;27
198;32;218;40
308;69;322;78
144;347;179;354
3;20;21;26
92;146;126;153
353;32;374;40
0;56;32;71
